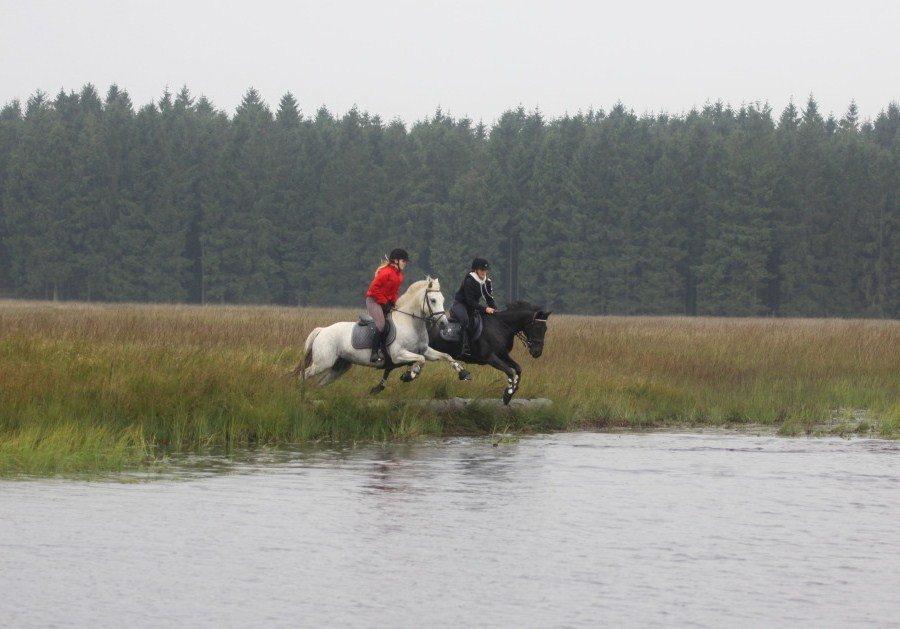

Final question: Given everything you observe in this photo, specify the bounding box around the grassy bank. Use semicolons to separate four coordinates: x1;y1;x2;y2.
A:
1;300;897;475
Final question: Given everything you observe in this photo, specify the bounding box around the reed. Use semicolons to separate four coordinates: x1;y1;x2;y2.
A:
1;300;897;474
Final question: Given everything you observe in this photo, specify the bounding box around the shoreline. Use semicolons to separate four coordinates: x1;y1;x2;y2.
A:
3;423;896;482
2;410;895;479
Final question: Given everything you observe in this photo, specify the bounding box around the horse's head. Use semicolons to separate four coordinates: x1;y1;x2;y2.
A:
400;276;445;321
505;301;552;358
423;276;445;319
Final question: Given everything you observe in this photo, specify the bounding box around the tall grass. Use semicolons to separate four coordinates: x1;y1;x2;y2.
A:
1;300;897;474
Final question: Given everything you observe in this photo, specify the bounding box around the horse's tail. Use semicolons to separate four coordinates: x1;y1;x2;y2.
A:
292;327;322;380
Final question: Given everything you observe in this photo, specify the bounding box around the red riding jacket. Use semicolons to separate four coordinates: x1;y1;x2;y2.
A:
365;264;404;305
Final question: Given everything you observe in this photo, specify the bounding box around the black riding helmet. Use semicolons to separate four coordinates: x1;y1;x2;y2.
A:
471;257;490;271
389;248;410;262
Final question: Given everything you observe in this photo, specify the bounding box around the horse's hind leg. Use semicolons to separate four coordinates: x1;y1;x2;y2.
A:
318;358;352;386
303;351;339;383
303;360;330;382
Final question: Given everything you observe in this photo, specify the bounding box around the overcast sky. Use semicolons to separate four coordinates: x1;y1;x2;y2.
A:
2;0;898;123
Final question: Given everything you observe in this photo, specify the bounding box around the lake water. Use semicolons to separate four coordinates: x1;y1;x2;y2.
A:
1;432;898;627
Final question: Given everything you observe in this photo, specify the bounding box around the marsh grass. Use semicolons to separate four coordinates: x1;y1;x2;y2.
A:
1;300;897;474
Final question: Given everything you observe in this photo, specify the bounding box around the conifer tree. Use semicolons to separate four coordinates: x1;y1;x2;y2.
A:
0;84;895;317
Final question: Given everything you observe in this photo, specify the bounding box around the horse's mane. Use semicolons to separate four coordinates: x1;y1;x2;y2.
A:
504;300;541;313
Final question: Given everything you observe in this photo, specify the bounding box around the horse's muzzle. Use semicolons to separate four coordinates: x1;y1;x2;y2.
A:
528;344;543;358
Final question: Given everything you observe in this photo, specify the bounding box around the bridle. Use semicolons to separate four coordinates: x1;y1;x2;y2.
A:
515;311;547;351
391;288;444;326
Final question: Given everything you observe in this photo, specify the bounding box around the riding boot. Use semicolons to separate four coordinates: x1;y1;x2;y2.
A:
463;323;476;356
370;328;383;363
378;331;389;364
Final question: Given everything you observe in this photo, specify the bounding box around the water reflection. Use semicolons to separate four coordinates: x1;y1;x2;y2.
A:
364;446;415;494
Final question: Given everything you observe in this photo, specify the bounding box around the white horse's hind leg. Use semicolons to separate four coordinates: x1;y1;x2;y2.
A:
303;360;330;382
318;359;352;385
303;345;335;382
298;326;330;383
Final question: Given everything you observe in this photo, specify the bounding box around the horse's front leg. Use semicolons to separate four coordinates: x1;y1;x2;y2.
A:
393;349;426;383
485;353;518;405
370;367;394;395
422;346;471;381
499;352;522;394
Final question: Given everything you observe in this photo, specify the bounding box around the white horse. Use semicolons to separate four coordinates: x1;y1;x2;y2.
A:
294;277;471;388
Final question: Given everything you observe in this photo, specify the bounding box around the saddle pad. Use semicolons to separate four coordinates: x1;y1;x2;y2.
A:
351;317;397;350
438;320;463;342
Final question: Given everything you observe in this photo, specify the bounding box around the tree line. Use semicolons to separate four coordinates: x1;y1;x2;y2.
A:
0;85;897;317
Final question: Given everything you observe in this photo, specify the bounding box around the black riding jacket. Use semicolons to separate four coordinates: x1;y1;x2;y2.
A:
453;273;497;318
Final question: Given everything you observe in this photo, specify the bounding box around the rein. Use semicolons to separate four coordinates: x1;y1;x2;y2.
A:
515;330;532;351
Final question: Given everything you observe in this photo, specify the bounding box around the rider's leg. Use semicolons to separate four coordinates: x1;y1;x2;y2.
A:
450;302;470;351
378;303;392;360
366;297;385;363
464;308;479;350
450;301;468;326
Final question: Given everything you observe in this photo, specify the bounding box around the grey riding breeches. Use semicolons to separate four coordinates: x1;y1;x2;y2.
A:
450;301;469;329
365;297;386;332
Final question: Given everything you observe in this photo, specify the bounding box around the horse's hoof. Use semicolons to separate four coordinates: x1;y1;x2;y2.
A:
400;371;414;383
369;385;385;395
458;369;472;381
502;389;514;405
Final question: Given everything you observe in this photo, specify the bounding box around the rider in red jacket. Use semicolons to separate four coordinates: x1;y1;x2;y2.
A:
365;248;409;362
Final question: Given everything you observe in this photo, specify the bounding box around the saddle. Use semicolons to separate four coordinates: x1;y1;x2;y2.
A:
350;314;397;350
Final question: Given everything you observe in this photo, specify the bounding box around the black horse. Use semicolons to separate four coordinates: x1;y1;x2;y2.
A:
370;301;551;404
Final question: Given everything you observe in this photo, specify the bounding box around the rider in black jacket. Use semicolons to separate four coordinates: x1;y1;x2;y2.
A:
450;258;497;340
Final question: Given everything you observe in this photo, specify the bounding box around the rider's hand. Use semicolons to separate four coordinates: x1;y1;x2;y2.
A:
485;307;496;314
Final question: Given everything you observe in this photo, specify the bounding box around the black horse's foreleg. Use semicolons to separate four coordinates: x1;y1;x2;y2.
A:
485;353;518;405
500;352;522;397
370;367;394;395
500;352;522;378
